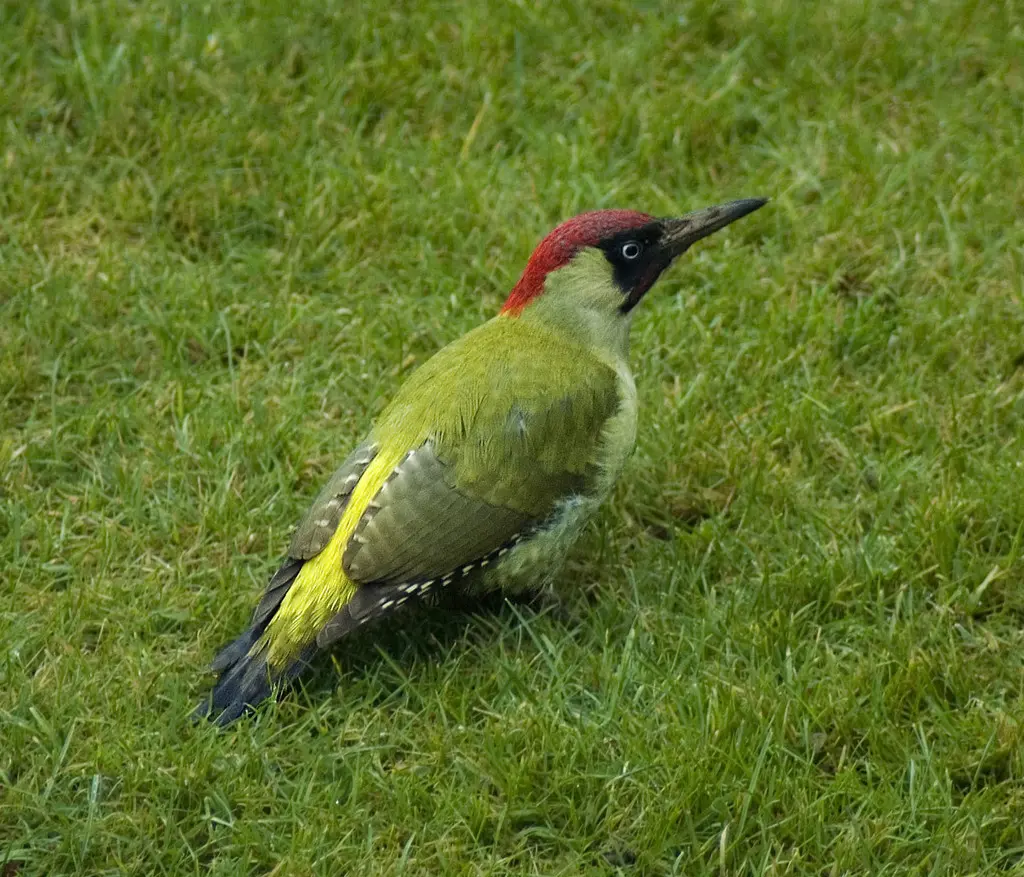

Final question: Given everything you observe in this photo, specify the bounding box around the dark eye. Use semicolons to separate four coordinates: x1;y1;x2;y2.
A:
620;241;642;260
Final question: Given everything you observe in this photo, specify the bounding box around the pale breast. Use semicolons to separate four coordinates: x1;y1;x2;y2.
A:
485;365;638;593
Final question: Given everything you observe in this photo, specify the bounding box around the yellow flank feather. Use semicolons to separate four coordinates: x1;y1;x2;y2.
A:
261;444;409;667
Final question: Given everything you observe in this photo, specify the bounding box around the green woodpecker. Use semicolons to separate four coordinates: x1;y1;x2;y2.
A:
196;198;766;723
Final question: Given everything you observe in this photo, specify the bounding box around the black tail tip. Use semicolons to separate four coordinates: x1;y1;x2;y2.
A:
192;630;275;726
192;637;317;727
191;665;275;726
190;687;270;726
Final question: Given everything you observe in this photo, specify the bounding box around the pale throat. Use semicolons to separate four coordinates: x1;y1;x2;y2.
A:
517;250;633;365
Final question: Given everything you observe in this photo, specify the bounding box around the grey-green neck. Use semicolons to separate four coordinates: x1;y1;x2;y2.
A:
516;249;633;366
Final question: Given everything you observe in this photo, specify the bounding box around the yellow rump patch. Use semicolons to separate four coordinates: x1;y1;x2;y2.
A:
261;445;408;667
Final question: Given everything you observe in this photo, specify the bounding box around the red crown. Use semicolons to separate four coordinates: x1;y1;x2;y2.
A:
501;209;652;314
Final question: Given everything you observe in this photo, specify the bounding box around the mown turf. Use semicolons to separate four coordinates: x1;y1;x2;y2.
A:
2;0;1023;873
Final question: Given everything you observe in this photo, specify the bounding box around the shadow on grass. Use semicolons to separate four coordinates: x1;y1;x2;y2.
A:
250;587;576;720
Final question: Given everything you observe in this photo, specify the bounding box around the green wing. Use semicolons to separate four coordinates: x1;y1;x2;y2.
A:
317;317;621;643
341;440;529;586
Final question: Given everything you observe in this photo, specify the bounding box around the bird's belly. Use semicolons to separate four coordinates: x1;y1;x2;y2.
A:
486;368;638;593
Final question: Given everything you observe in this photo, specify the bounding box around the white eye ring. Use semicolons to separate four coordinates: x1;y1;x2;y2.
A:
621;241;642;260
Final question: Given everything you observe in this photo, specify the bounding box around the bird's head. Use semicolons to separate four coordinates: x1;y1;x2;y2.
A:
500;199;767;320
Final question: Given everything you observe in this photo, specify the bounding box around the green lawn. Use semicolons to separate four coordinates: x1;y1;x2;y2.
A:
3;0;1023;873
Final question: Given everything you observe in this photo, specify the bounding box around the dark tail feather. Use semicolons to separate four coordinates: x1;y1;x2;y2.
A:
209;625;261;674
191;629;273;725
193;557;309;726
192;632;315;726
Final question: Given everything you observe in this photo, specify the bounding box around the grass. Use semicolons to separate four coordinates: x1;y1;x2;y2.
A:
2;0;1023;872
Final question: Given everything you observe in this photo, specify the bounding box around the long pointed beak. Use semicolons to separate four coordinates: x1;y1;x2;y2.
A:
661;197;768;257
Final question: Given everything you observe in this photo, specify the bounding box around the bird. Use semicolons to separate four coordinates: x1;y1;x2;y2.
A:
195;197;767;724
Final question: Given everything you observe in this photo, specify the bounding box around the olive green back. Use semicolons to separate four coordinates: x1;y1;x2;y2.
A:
373;316;620;518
